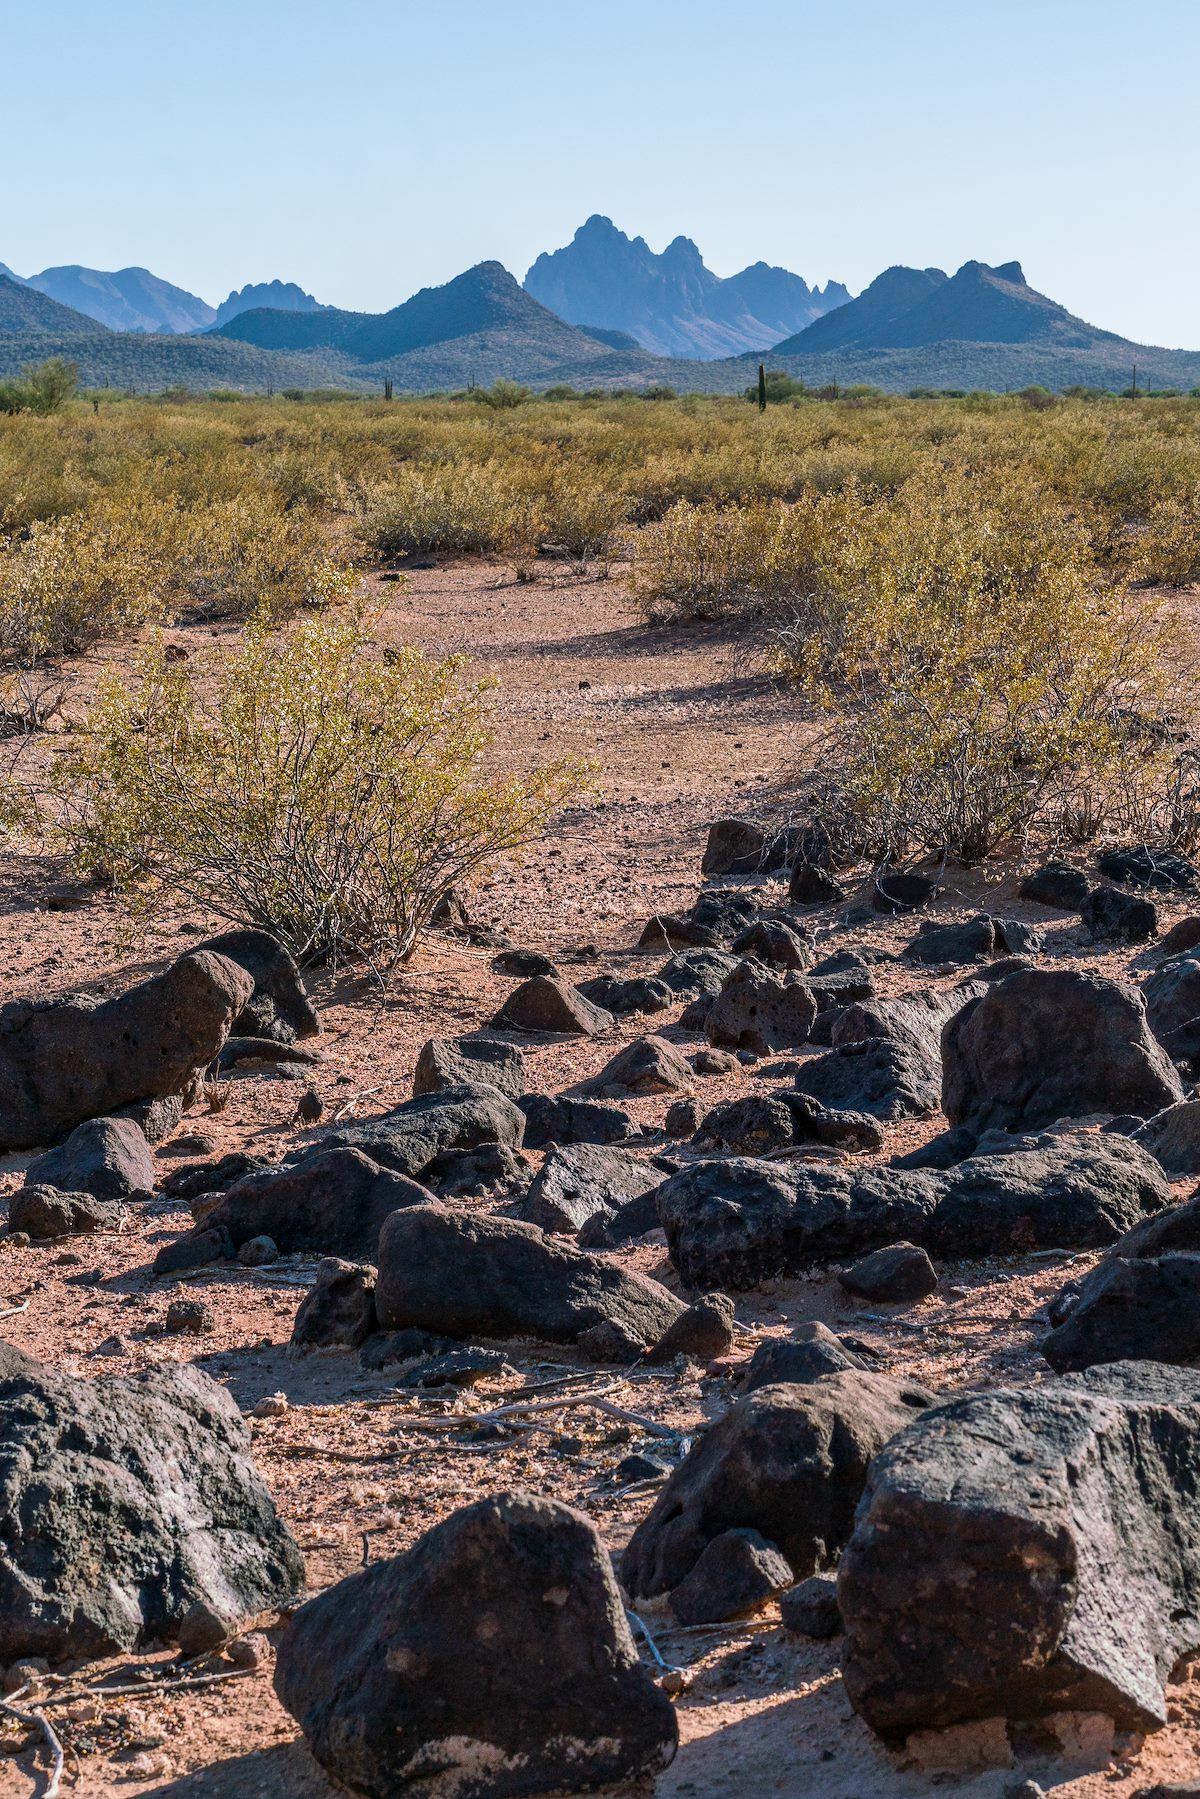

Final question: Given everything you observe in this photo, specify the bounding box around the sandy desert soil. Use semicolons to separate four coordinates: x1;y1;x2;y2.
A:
0;557;1196;1798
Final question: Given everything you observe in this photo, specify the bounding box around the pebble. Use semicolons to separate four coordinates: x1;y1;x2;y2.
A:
252;1392;289;1419
164;1299;214;1336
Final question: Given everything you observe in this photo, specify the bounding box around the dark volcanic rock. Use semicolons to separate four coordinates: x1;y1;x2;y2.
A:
26;1116;155;1203
838;1243;938;1304
0;1353;303;1660
742;1323;873;1392
1143;952;1200;1043
731;919;813;971
921;1136;1169;1260
8;1185;122;1239
275;1491;678;1799
517;1093;638;1150
657;1158;940;1290
314;1084;525;1182
1097;846;1198;892
622;1372;933;1601
1133;1100;1200;1175
1018;861;1091;910
412;1036;526;1101
527;1143;660;1235
195;928;320;1043
695;1092;883;1157
793;1036;940;1123
1159;916;1200;957
669;1528;793;1625
658;1137;1167;1290
492;977;613;1035
904;915;996;966
638;913;721;951
158;1148;430;1270
942;968;1182;1136
576;974;674;1016
645;1293;736;1365
839;1361;1200;1736
162;1151;271;1202
871;871;937;915
705;963;816;1053
0;949;252;1153
781;1573;842;1638
702;817;794;877
654;947;741;999
291;1259;378;1351
375;1202;684;1346
1042;1255;1200;1374
789;863;846;906
1082;885;1159;944
585;1034;692;1096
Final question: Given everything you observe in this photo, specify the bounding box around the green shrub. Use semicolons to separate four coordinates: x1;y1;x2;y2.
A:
54;605;584;966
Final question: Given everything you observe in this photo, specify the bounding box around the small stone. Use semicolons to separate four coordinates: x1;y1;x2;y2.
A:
3;1657;49;1693
616;1453;671;1485
252;1392;289;1419
838;1242;939;1305
227;1631;270;1669
578;1320;646;1364
160;1133;220;1159
164;1299;214;1336
236;1235;279;1267
660;1668;691;1697
669;1528;793;1625
645;1294;736;1365
1002;1782;1046;1799
176;1600;232;1656
293;1088;323;1125
780;1574;842;1638
664;1099;703;1138
693;1048;738;1076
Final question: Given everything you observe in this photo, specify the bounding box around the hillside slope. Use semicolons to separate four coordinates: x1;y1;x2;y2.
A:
0;272;110;336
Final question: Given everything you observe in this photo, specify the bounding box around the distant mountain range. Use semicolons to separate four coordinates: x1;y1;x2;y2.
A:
524;215;849;358
0;264;324;335
1;229;1198;396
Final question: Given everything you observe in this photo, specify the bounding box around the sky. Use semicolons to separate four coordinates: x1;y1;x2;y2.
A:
5;0;1198;347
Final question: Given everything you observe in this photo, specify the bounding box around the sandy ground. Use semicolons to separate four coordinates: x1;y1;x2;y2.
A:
0;557;1197;1797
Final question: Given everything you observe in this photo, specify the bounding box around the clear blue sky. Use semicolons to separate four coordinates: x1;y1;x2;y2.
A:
7;0;1198;347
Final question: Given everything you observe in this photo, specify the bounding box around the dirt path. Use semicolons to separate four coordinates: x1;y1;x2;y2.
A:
0;562;1197;1797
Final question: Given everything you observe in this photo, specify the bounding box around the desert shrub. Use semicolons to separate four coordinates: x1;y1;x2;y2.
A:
0;358;78;417
474;380;531;410
53;605;583;965
769;469;1180;862
365;461;538;556
0;498;174;662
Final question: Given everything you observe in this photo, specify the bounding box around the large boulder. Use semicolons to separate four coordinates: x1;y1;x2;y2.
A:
705;963;816;1053
1018;861;1091;910
1132;1099;1200;1175
0;1352;303;1660
412;1036;526;1102
942;968;1182;1137
275;1491;678;1799
527;1143;661;1236
291;1258;378;1351
1143;953;1200;1043
657;1158;940;1290
839;1362;1200;1736
793;988;971;1123
156;1148;430;1270
313;1084;525;1182
517;1093;638;1150
658;1137;1168;1290
1082;885;1159;944
375;1203;684;1346
492;977;613;1036
195;928;320;1043
25;1115;155;1202
0;949;252;1153
1098;846;1198;892
584;1034;692;1097
920;1134;1170;1259
8;1185;123;1239
1042;1191;1200;1372
702;817;794;877
621;1372;932;1603
730;919;813;970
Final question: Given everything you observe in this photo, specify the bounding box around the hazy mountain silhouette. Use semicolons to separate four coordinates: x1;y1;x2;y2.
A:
213;281;325;327
524;215;848;358
22;266;215;333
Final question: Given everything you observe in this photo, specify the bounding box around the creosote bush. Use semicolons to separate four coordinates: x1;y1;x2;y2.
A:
54;605;584;966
